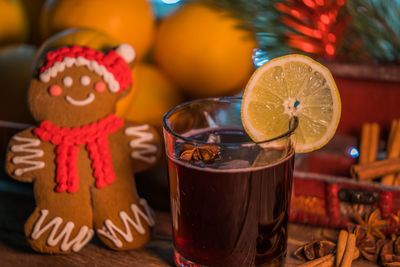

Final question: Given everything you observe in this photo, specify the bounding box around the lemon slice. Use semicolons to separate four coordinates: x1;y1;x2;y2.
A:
241;54;341;153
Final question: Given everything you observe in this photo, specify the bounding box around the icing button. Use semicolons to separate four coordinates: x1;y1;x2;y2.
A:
63;76;73;87
81;75;91;86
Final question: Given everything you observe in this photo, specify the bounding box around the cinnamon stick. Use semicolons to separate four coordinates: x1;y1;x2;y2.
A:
299;254;335;267
388;119;400;152
318;255;335;267
394;174;400;186
352;247;360;260
385;263;400;267
359;123;372;164
368;123;380;163
336;230;348;267
340;233;356;267
382;119;400;185
358;123;380;173
352;158;400;181
391;119;400;186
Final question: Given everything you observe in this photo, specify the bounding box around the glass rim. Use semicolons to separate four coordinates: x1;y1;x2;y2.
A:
162;96;298;146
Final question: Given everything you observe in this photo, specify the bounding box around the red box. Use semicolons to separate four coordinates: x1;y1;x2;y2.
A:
291;135;400;232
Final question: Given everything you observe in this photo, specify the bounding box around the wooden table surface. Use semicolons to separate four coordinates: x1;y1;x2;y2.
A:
0;181;376;267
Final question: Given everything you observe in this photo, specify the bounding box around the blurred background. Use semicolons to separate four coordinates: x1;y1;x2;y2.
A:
0;0;399;210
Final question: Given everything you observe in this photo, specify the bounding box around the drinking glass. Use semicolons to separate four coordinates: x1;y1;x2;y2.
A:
163;97;297;267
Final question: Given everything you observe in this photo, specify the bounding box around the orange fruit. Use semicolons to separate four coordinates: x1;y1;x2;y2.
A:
40;0;155;59
116;63;182;126
0;0;29;45
0;45;36;123
38;28;117;51
36;28;117;69
154;2;256;97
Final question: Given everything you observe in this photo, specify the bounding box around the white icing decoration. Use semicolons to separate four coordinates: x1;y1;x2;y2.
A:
40;73;50;83
110;83;119;92
31;209;94;252
53;62;61;73
97;199;155;248
77;56;89;66
39;57;120;92
65;57;75;67
125;125;157;164
50;67;58;78
63;76;73;87
103;72;112;83
65;93;95;106
115;44;135;63
11;136;45;176
90;60;100;73
98;65;107;74
80;75;91;86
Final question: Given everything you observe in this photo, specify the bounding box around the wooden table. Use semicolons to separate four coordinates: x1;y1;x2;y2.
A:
0;181;375;267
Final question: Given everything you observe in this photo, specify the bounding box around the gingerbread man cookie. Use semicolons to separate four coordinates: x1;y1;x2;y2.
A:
5;44;161;253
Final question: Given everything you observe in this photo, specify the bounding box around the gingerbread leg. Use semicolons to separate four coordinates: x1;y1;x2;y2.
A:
24;177;94;254
91;174;155;250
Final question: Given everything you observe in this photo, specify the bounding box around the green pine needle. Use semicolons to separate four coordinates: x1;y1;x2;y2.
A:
347;0;400;62
193;0;400;62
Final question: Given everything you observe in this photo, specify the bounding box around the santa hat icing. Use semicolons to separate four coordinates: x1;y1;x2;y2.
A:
39;44;135;93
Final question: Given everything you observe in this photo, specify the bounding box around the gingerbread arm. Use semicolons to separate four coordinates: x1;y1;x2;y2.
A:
5;128;45;182
123;121;162;173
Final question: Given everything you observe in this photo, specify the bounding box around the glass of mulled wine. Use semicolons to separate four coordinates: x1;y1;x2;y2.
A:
163;97;297;267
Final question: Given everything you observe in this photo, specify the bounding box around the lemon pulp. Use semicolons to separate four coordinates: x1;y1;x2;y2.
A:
241;54;341;153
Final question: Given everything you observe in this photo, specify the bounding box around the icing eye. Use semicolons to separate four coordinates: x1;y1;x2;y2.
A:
80;75;91;86
63;76;73;87
49;85;62;96
94;81;106;93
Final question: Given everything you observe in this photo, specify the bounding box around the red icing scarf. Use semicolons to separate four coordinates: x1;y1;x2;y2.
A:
34;114;124;193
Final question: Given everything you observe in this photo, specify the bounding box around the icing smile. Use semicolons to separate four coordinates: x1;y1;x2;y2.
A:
65;93;95;106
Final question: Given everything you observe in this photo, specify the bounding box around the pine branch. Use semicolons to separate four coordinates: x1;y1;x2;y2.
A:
347;0;400;63
203;0;292;59
189;0;400;63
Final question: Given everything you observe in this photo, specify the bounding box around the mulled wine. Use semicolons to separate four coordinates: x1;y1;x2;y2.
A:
163;97;297;267
167;129;295;267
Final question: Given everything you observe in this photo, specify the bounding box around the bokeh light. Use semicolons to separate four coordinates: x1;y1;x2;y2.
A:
348;147;360;159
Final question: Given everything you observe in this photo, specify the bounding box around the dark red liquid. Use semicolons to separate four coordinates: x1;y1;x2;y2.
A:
168;130;294;267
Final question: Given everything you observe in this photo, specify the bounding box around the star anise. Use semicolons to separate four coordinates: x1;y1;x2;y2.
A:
356;231;385;263
351;211;387;263
353;209;387;240
179;144;220;163
387;211;400;233
293;240;336;261
380;236;400;266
